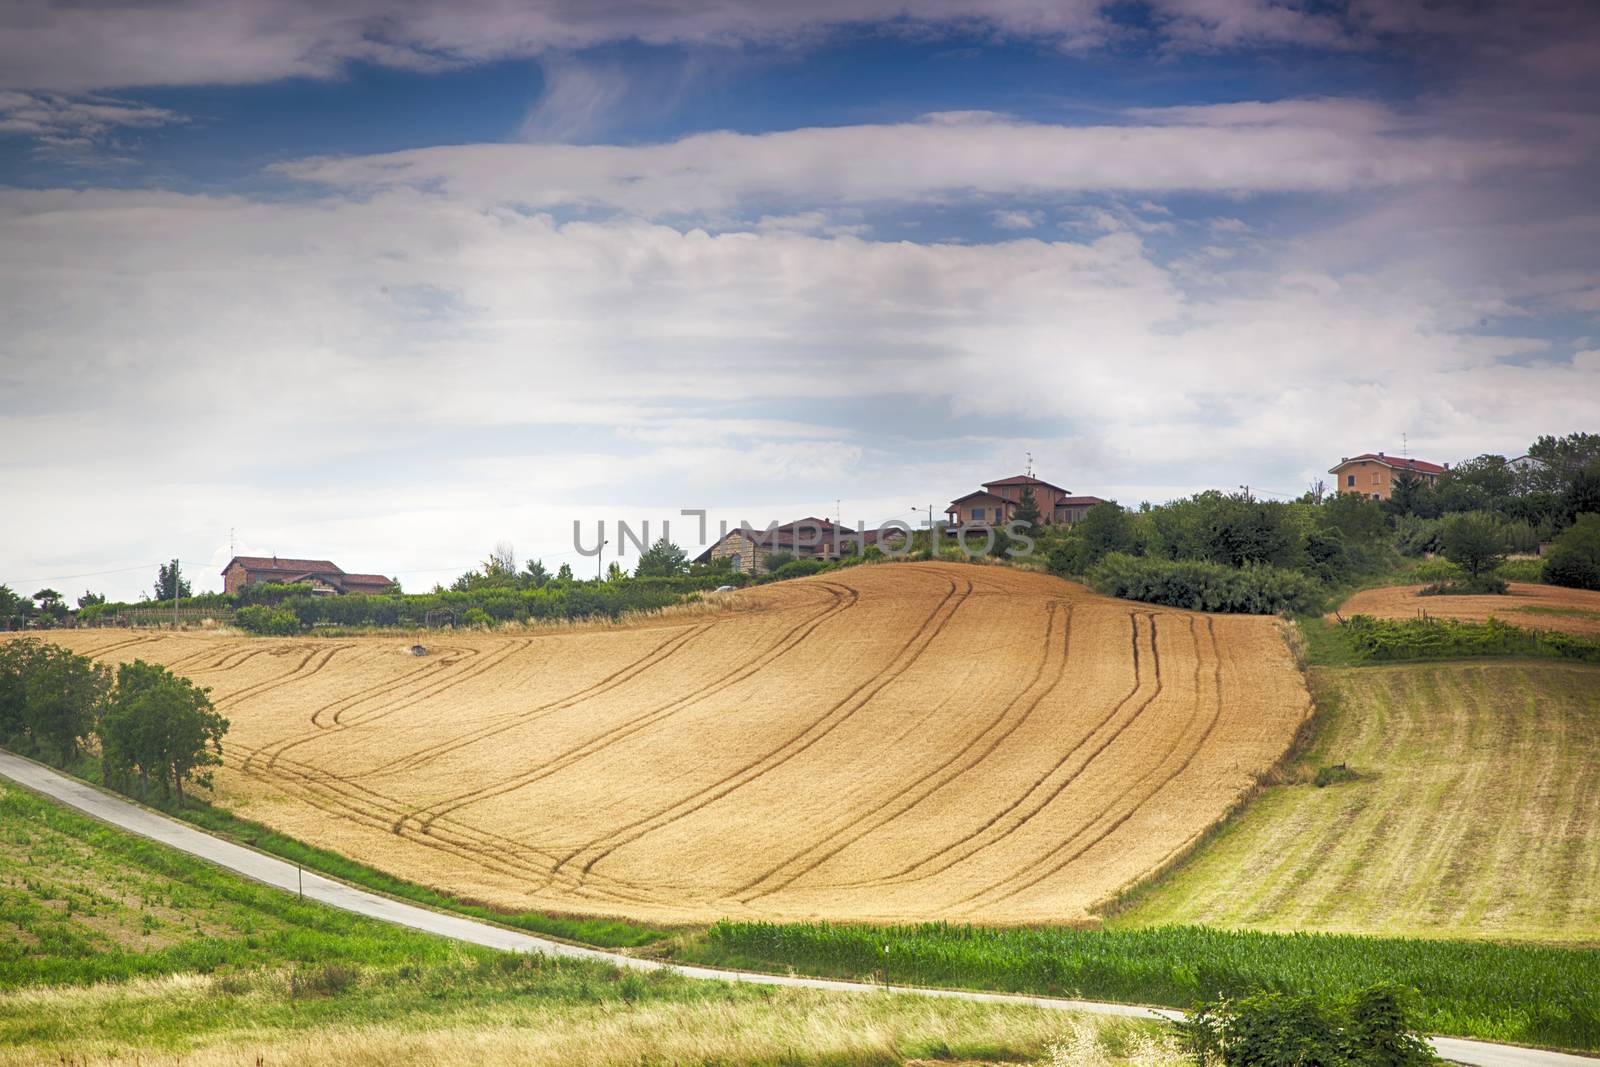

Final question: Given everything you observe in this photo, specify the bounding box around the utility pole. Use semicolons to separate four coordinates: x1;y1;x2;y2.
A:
173;559;180;630
597;539;609;581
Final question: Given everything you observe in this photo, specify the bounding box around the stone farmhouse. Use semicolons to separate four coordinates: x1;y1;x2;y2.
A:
694;518;864;577
221;556;397;596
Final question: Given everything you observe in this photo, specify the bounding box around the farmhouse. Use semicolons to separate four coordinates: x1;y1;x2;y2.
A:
221;556;397;596
946;474;1105;528
694;518;860;577
1329;452;1448;501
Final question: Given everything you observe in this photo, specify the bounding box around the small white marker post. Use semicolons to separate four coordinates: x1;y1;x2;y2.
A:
883;943;890;989
298;866;303;899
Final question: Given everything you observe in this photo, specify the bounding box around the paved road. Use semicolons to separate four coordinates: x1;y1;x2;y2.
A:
1;749;1593;1067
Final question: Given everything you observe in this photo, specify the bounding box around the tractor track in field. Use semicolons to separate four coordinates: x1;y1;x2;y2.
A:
731;600;1076;902
955;615;1225;911
556;575;971;893
403;582;860;843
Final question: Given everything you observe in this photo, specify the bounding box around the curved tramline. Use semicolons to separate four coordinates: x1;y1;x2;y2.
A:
35;562;1310;925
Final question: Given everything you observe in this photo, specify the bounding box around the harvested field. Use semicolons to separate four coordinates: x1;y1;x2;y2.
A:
22;562;1310;925
1114;661;1600;943
1336;582;1600;637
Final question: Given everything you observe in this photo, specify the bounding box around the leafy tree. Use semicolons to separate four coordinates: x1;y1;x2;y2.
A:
154;559;191;601
763;550;797;572
100;660;227;806
76;590;105;609
0;584;21;626
523;559;551;587
32;588;62;611
1441;512;1507;582
2;641;110;763
606;561;624;581
635;536;690;578
1524;432;1600;493
1385;471;1441;519
1544;514;1600;591
1562;462;1600;523
1320;491;1387;545
1437;454;1513;513
1079;501;1135;560
555;563;574;582
1011;486;1041;535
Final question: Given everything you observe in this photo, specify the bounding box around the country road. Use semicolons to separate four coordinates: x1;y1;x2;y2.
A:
1;748;1593;1067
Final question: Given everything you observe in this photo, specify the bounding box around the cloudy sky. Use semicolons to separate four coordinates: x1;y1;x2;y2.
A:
3;0;1599;599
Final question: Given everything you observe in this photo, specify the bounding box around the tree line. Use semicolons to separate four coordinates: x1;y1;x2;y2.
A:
0;639;227;806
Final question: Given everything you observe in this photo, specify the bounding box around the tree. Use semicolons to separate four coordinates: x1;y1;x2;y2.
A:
555;562;574;582
523;559;551;587
101;660;227;807
1440;512;1507;583
606;561;624;581
1011;486;1041;535
1524;432;1600;493
1562;462;1600;524
31;588;67;625
487;542;517;577
634;536;690;578
1436;454;1513;514
3;641;109;763
154;560;191;601
1079;501;1135;561
1385;472;1440;519
1544;514;1600;591
1320;491;1387;545
77;590;105;609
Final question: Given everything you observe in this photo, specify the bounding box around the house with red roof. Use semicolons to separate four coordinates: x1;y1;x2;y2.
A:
221;556;397;597
1329;452;1449;501
946;474;1105;528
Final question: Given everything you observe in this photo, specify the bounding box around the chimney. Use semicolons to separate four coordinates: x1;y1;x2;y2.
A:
1378;451;1385;457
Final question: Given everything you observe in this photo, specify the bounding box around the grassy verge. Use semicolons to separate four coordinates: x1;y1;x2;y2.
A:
55;755;671;950
670;920;1600;1052
0;779;1169;1065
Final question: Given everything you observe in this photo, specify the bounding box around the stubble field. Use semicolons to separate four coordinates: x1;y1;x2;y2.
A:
33;562;1310;926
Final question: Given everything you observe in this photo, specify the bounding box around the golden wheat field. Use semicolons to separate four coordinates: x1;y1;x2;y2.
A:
27;562;1310;925
1336;581;1600;636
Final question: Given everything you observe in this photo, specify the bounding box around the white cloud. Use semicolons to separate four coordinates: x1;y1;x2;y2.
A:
0;0;1115;92
278;104;1520;217
2;183;1595;601
0;91;185;160
990;209;1041;230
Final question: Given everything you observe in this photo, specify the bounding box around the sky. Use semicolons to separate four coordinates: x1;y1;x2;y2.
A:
2;0;1599;601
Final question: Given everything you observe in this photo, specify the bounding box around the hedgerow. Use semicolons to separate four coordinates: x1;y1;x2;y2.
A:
1087;553;1324;615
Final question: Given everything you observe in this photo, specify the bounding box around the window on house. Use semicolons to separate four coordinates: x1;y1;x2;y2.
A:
1371;472;1381;485
730;553;741;572
972;507;985;520
1346;474;1355;487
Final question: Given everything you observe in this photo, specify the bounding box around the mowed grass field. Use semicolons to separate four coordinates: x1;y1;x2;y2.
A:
1113;660;1600;943
1337;582;1600;636
25;562;1309;926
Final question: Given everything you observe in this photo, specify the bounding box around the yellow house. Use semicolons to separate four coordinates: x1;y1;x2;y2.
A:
1329;452;1448;501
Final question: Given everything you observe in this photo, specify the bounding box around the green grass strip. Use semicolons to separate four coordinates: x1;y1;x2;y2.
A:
675;920;1600;1053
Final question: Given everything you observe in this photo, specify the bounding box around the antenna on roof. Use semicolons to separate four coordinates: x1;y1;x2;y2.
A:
1025;450;1034;478
229;527;235;558
1402;432;1409;460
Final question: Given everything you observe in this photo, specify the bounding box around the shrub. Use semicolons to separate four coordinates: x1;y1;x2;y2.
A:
1337;614;1600;665
763;559;827;582
1440;512;1507;582
1177;982;1437;1066
1418;575;1509;596
1088;553;1323;615
1495;558;1547;583
234;605;300;636
459;607;493;629
1543;514;1600;591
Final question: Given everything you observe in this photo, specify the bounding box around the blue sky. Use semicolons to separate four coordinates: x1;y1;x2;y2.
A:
1;0;1597;600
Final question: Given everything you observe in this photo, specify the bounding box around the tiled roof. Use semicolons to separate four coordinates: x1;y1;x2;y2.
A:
1330;453;1448;476
946;490;1008;507
982;474;1070;493
225;556;342;575
1055;496;1107;507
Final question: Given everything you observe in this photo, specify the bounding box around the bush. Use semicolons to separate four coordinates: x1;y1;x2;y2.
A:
459;607;493;629
1543;514;1600;591
1337;614;1600;665
1495;558;1547;583
1088;553;1323;615
1178;982;1437;1066
234;605;300;636
763;558;827;582
1419;575;1509;596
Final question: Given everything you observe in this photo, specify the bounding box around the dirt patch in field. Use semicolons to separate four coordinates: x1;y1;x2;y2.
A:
1336;582;1600;637
22;563;1310;926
